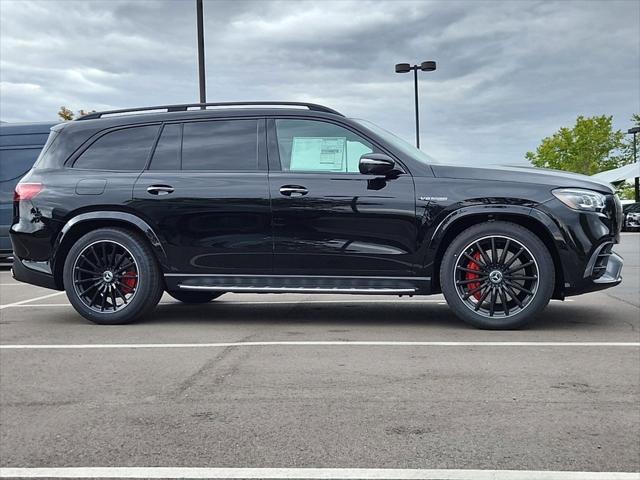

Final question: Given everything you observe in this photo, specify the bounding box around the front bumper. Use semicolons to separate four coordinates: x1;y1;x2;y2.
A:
536;194;624;298
563;241;623;296
593;251;623;285
584;242;622;284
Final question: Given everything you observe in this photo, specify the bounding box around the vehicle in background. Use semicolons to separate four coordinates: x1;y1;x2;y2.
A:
622;202;640;231
1;122;56;261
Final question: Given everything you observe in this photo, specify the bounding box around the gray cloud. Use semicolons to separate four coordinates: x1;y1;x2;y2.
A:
1;0;638;164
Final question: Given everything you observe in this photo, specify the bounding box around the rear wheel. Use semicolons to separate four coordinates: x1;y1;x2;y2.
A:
167;290;224;303
63;228;164;325
440;221;554;329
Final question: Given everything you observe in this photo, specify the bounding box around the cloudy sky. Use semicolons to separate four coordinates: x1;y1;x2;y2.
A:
0;0;638;165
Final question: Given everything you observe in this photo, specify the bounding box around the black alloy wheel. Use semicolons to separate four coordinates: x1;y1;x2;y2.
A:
63;228;164;324
72;240;139;313
453;235;539;318
440;221;555;329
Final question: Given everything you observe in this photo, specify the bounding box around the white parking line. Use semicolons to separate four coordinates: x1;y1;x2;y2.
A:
0;291;65;310
0;467;637;479
1;341;638;350
0;298;447;308
0;298;575;308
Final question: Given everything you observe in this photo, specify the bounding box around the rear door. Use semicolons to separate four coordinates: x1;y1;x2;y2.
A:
132;118;271;274
268;117;418;277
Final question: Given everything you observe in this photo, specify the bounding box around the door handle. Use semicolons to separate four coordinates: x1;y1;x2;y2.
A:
279;185;308;197
147;185;174;196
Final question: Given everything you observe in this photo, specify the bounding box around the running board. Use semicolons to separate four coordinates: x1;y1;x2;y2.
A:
178;285;417;294
164;274;431;295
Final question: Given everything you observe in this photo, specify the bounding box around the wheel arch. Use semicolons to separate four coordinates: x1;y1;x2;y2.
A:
428;207;566;299
51;211;168;289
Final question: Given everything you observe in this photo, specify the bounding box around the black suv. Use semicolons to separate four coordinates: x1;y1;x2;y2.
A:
10;102;624;329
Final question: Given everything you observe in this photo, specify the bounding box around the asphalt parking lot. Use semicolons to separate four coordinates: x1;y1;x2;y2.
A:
0;234;638;479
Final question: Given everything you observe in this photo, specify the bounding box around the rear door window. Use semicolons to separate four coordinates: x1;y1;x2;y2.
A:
149;124;181;170
73;125;159;170
181;119;258;171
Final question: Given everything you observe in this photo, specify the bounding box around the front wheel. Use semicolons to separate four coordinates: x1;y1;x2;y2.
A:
440;221;555;329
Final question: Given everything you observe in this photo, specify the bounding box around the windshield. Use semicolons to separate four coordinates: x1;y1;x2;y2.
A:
352;118;439;165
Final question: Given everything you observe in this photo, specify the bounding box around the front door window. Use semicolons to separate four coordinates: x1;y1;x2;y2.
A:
275;119;377;173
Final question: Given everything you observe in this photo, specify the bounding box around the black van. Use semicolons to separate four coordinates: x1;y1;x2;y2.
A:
0;122;55;260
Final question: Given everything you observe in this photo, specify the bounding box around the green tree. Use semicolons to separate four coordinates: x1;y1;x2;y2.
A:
57;106;96;121
615;113;640;165
614;114;640;200
57;106;74;121
525;115;627;175
616;182;636;200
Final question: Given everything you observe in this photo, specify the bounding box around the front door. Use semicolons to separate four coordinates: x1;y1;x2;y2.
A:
268;118;418;277
132;118;272;274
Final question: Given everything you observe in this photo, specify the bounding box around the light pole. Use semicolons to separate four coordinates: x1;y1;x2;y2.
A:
395;61;436;149
196;0;206;106
628;126;640;202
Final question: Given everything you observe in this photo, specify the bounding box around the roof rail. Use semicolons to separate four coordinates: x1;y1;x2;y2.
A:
76;102;343;120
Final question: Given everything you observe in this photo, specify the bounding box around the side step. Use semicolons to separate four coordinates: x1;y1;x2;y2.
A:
165;274;431;295
179;285;417;294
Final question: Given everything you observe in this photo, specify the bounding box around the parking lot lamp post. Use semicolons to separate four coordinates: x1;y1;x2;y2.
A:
196;0;206;106
395;61;437;149
628;126;640;202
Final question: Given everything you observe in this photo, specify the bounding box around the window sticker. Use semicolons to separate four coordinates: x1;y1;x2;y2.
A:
290;137;346;172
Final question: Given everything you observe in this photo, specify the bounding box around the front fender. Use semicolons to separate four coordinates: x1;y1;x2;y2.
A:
421;204;571;295
427;205;566;250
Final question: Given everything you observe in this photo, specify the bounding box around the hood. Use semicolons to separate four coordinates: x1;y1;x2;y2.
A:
430;164;615;194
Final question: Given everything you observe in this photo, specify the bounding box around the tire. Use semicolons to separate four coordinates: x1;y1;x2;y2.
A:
440;221;555;329
167;290;224;303
63;227;164;325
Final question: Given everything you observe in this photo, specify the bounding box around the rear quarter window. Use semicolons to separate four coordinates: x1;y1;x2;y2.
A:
73;125;160;171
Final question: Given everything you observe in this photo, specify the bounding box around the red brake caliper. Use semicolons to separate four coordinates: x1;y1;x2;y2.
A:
465;252;484;300
120;270;137;295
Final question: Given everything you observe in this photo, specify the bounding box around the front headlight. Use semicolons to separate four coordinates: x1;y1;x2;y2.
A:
552;188;606;212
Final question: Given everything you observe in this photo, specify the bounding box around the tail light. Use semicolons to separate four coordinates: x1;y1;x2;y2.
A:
14;183;43;202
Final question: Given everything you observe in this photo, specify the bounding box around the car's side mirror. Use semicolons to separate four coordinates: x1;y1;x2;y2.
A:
359;153;396;176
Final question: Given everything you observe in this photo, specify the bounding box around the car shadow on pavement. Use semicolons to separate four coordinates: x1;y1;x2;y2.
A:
138;299;626;332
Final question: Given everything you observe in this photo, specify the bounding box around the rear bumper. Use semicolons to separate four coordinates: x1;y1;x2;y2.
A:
11;257;60;290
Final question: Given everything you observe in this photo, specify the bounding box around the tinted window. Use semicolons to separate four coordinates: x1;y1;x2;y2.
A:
0;147;42;182
181;120;258;170
275;119;376;173
150;124;181;170
623;202;640;213
0;133;50;147
38;128;88;169
73;125;159;170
